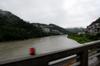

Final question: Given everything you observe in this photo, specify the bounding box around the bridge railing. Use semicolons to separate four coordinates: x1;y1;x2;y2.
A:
0;40;100;66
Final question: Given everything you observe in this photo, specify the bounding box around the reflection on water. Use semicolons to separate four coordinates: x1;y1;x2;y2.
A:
0;35;80;60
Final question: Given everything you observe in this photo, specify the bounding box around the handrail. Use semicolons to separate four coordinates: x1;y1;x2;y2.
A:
0;40;100;66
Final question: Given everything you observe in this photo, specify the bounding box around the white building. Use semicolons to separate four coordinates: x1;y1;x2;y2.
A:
86;18;100;35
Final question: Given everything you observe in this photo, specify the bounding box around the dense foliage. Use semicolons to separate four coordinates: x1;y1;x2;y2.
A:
68;33;100;43
0;12;43;41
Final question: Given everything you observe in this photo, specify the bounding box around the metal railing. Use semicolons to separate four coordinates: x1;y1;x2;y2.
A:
0;40;100;66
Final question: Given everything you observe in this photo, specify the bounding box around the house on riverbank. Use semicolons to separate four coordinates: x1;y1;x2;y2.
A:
86;18;100;35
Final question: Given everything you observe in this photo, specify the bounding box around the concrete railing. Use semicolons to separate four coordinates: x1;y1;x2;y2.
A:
0;40;100;66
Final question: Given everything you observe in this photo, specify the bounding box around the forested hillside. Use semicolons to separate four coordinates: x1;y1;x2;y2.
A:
0;10;67;42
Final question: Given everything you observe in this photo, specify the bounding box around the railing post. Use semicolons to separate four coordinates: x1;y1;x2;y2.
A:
79;49;88;66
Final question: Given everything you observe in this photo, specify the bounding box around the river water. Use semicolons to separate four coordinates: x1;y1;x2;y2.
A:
0;35;80;63
0;35;99;66
0;35;81;63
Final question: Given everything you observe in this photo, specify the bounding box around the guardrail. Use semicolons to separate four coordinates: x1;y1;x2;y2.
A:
0;40;100;66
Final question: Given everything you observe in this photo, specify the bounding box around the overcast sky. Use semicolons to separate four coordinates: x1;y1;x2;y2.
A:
0;0;100;28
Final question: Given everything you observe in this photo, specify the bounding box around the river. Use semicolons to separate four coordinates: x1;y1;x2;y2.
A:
0;35;81;63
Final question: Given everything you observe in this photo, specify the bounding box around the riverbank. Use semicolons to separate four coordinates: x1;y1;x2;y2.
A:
68;34;100;44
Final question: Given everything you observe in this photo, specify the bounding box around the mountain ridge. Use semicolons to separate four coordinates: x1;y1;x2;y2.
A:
0;9;67;42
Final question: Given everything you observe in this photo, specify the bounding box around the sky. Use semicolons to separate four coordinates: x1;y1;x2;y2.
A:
0;0;100;28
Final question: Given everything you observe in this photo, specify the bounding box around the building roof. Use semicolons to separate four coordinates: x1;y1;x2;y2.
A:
89;18;100;26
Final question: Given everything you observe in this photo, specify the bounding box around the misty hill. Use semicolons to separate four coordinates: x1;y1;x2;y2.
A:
0;9;67;42
32;23;67;35
66;28;85;34
49;24;68;34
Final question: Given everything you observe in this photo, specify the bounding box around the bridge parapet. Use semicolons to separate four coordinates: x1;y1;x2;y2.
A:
0;40;100;66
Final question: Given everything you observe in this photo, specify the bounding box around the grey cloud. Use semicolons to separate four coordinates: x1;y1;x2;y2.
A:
0;0;100;28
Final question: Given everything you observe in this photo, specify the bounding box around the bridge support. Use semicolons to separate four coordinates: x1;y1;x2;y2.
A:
79;49;88;66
